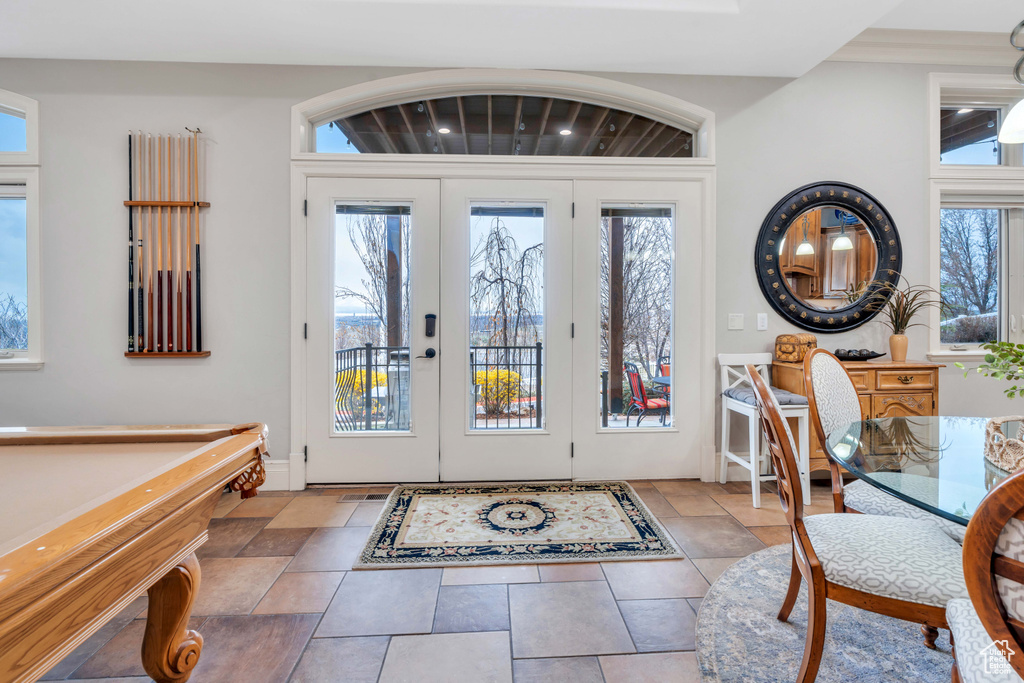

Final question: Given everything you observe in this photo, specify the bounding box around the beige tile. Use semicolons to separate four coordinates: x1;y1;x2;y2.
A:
265;497;358;528
317;569;442;637
599;652;701;682
196;517;270;559
368;486;396;494
538;562;605;582
441;564;539;586
253;571;344;614
192;556;290;616
290;636;390;683
346;501;385;527
601;560;709;600
664;495;729;517
189;614;318;682
379;631;512;683
212;491;243;518
70;618;202;679
237;527;315;557
326;487;370;496
286;526;371;572
692;557;740;584
749;525;792;546
652;480;727;497
225;495;292;519
509;581;634;658
513;657;604;683
617;599;696;652
633;488;679;519
660;516;766;559
710;494;788;526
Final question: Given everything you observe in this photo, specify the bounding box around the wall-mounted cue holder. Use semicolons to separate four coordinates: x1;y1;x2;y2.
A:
124;129;210;357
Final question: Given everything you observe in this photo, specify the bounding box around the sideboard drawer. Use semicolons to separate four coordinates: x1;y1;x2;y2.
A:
847;370;873;392
876;370;935;392
872;393;934;418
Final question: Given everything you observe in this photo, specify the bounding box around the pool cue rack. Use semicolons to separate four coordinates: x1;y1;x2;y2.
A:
124;129;210;358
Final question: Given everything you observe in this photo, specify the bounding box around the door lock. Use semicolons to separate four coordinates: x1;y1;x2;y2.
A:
417;348;437;359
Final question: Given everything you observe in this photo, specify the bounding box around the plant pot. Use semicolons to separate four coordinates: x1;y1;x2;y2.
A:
889;334;908;363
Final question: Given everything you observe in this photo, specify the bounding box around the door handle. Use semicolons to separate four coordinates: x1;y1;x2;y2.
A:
416;348;436;359
425;314;436;338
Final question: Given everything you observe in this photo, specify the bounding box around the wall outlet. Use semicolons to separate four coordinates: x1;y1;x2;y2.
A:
757;313;768;331
728;313;744;330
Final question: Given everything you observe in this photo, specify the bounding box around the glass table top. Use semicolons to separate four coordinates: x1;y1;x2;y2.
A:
824;416;1015;526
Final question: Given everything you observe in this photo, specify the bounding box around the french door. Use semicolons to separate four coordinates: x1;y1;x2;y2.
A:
304;176;700;483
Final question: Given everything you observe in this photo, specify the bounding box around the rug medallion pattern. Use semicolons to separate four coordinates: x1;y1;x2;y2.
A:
355;481;682;568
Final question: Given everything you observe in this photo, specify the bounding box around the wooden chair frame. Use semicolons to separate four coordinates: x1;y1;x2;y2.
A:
748;366;949;683
803;348;862;514
957;468;1024;682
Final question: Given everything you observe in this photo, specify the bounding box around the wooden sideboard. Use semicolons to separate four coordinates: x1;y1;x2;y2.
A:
772;359;944;473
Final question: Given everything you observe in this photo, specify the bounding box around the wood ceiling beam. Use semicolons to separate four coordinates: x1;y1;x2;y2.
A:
425;100;446;154
397;104;425;154
369;109;400;154
335;119;372;153
600;113;634;156
487;95;493;155
662;135;692;157
649;129;682;157
575;107;610;157
632;123;668;157
532;98;554;155
511;96;524;155
457;96;470;154
618;119;658;157
556;101;583;155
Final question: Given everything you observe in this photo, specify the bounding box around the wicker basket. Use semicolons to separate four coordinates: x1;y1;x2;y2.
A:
775;334;817;362
984;416;1024;473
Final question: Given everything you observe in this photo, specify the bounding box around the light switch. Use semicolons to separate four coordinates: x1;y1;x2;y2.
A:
728;313;744;330
757;313;768;331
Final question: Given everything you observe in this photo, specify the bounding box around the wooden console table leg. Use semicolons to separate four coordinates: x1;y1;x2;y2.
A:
142;553;204;683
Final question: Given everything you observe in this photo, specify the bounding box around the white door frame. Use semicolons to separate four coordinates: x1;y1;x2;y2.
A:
288;158;716;488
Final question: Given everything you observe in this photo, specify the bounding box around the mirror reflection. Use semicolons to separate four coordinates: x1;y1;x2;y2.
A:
778;205;878;311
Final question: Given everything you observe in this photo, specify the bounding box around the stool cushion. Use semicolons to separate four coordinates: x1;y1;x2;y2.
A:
843;478;966;544
803;513;967;608
947;598;1023;683
723;386;808;407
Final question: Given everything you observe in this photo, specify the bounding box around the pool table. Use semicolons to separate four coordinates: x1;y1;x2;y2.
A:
0;423;269;683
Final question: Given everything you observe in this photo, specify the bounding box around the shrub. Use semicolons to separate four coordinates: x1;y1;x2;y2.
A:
940;314;997;345
476;368;522;415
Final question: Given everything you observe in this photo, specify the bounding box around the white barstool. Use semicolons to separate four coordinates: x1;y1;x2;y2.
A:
717;353;810;508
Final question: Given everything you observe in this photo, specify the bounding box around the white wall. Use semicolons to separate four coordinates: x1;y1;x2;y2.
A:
0;58;1014;478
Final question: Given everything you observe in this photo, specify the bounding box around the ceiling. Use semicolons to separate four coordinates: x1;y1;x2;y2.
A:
0;0;1015;78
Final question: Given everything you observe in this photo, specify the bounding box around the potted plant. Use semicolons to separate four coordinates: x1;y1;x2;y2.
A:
865;280;946;363
955;342;1024;398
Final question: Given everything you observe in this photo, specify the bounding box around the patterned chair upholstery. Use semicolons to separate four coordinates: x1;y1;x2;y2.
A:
949;473;1024;683
806;350;964;543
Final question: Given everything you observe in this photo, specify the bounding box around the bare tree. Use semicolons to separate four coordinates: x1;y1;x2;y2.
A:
940;208;998;317
600;216;673;379
0;293;27;350
469;217;543;347
334;214;411;347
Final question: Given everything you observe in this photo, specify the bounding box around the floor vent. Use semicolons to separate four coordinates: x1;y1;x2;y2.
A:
364;493;389;501
340;494;367;501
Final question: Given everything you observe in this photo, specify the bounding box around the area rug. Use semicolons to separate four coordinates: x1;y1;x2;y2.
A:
696;544;953;682
353;481;682;569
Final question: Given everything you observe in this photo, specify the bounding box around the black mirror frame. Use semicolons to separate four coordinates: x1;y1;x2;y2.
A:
754;181;902;333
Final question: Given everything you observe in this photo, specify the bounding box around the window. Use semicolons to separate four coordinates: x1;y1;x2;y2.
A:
0;88;41;368
938;206;1005;345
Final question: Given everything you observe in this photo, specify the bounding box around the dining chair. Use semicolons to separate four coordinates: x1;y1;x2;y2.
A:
718;353;810;508
747;366;967;682
624;362;669;426
949;467;1024;682
803;348;965;543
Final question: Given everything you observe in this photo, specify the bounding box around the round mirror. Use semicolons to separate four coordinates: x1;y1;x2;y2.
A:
755;182;901;333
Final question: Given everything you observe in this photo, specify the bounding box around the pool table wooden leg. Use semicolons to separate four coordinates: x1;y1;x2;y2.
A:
142;552;204;683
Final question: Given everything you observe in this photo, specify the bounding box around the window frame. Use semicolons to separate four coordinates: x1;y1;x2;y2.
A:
0;87;41;370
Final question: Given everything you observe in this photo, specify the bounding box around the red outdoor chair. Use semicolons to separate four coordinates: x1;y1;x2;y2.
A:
624;362;669;426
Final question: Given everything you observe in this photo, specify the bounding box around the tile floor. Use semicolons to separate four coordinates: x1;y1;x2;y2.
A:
42;479;837;683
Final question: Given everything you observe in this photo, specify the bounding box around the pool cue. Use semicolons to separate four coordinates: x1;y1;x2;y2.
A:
165;134;174;351
157;134;164;352
192;128;202;352
128;132;135;351
136;132;145;351
176;134;184;353
186;135;193;351
147;134;155;351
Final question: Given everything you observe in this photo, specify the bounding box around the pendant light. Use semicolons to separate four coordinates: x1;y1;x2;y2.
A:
832;210;855;251
998;20;1024;143
795;214;815;256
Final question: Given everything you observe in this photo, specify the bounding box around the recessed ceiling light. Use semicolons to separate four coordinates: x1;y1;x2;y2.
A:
957;108;975;114
438;127;451;135
559;129;572;136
